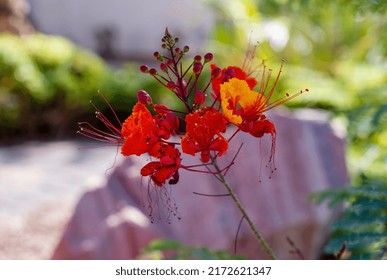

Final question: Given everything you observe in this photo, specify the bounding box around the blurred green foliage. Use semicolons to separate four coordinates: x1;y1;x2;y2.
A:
309;175;386;259
0;33;163;141
139;239;244;260
205;0;386;259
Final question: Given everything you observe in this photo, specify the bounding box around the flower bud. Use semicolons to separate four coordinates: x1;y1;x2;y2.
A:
140;65;149;73
149;68;157;76
183;45;190;52
204;53;213;62
160;63;168;72
224;68;236;80
165;111;180;131
194;90;206;105
167;81;176;90
193;62;203;75
166;59;173;67
137;90;152;105
194;55;202;62
211;67;222;80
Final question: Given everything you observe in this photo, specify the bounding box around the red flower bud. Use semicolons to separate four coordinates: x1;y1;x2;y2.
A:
149;68;157;76
165;111;180;131
160;63;168;72
204;53;213;62
175;47;182;56
193;62;203;74
137;90;152;105
194;90;206;105
166;59;173;67
194;55;202;62
140;65;149;73
167;81;176;90
211;67;222;80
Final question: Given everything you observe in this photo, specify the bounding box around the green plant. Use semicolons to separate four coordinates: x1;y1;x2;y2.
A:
309;175;386;259
0;33;165;141
140;239;245;260
0;33;108;139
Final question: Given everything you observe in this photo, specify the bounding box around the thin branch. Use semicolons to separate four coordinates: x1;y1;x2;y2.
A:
234;216;245;255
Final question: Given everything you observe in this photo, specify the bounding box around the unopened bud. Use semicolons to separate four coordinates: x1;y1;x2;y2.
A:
194;90;206;105
149;68;157;76
165;111;180;131
224;68;236;80
194;55;202;62
160;63;168;72
183;45;190;52
166;59;173;67
137;90;152;105
211;67;222;80
193;62;203;75
175;47;182;56
204;53;213;62
167;81;176;90
140;65;149;73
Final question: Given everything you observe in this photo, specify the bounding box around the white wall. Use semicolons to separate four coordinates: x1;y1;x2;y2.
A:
27;0;214;60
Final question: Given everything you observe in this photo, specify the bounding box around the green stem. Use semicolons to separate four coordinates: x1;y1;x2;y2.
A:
211;158;277;260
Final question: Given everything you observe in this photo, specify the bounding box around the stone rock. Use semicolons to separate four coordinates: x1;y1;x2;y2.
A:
0;0;34;35
52;109;348;259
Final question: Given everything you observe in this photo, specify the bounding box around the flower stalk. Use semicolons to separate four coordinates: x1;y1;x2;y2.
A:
211;156;277;260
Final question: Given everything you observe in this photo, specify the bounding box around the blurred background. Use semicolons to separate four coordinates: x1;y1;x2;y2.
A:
0;0;385;259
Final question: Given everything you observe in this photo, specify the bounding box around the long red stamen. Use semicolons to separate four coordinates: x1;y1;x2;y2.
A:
77;99;124;145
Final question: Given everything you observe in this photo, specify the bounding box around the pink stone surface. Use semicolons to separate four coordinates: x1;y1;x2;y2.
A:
52;110;348;259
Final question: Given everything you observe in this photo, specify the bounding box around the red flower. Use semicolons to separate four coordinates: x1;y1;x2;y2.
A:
249;116;276;138
211;64;257;98
181;107;228;162
140;143;181;186
153;105;180;140
121;102;159;156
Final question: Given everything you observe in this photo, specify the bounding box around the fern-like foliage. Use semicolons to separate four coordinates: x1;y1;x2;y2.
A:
310;175;387;259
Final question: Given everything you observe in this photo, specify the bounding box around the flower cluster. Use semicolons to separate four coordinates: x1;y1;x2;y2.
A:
78;29;307;189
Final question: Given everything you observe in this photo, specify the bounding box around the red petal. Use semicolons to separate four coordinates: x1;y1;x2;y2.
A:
209;135;228;156
140;162;162;176
153;167;177;185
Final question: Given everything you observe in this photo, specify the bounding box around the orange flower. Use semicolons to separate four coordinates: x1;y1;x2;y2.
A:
121;102;159;156
140;143;181;186
220;77;279;138
211;65;257;98
220;78;266;124
181;107;228;162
